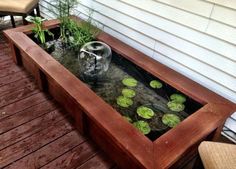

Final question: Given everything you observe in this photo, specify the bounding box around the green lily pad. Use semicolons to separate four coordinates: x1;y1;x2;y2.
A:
116;96;133;108
150;80;163;89
162;114;181;128
170;94;186;103
122;78;138;87
167;101;185;112
133;121;151;135
122;88;136;98
123;116;133;123
137;106;155;119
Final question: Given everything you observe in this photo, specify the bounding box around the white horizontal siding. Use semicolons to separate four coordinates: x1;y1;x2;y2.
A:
39;0;236;103
205;0;236;10
155;0;214;17
211;5;236;27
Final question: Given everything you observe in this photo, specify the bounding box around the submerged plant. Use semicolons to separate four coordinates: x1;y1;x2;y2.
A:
162;114;181;128
116;96;133;108
150;80;162;89
123;116;133;123
122;77;138;87
122;88;136;98
133;121;151;135
137;106;154;119
25;16;54;48
167;101;185;112
170;94;186;103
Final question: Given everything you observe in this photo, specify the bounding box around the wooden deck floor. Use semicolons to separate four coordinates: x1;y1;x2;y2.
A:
0;29;115;169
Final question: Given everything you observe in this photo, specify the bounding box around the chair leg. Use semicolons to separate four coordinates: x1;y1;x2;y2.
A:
36;4;40;17
192;155;204;169
22;15;27;25
30;9;36;16
10;15;16;28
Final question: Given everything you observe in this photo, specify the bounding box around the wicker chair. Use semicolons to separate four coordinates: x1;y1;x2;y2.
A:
198;141;236;169
0;0;40;27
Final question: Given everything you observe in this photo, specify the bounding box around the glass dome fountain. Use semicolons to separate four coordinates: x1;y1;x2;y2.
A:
78;41;112;81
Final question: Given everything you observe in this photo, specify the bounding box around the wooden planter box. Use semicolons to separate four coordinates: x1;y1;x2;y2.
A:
4;19;236;169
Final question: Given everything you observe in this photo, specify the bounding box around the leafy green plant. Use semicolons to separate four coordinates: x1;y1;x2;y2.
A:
122;77;138;87
67;18;99;50
49;0;78;42
116;96;133;108
133;121;151;135
162;114;180;128
122;88;136;98
48;0;99;50
170;94;186;103
136;106;155;119
150;80;162;89
25;16;54;48
167;101;185;112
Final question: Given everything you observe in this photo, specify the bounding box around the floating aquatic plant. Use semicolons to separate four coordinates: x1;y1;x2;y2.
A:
122;77;138;87
167;101;185;112
123;116;133;123
162;113;181;128
133;120;151;135
170;94;186;103
150;80;162;89
137;106;155;119
122;88;136;98
116;96;133;108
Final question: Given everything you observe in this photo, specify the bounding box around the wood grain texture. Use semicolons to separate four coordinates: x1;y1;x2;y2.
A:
0;109;67;151
0;117;74;168
5;131;86;169
41;141;98;169
76;152;115;169
0;100;57;134
0;70;30;87
0;92;49;120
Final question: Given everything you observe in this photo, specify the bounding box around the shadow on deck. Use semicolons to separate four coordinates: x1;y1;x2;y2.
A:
0;26;116;169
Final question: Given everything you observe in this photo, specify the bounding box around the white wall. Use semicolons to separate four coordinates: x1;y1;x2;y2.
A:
39;0;236;103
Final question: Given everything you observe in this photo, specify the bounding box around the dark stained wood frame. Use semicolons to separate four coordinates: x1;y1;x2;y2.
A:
4;19;236;169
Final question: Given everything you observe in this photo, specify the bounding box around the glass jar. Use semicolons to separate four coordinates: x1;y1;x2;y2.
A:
78;41;112;81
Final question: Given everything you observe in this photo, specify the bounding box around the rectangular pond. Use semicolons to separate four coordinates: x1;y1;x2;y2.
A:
48;38;202;141
5;19;235;169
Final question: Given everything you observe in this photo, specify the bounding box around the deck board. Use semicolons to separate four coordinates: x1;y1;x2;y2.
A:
0;29;115;169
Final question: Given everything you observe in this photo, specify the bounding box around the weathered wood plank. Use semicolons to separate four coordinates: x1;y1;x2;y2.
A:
0;70;30;87
0;54;10;62
0;109;67;150
0;92;50;120
0;117;74;168
0;58;11;66
5;131;86;169
41;141;98;169
0;77;34;97
0;59;14;70
0;84;39;108
0;100;57;134
0;64;23;78
76;152;114;169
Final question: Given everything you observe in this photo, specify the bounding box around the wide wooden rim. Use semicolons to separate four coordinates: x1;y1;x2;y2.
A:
4;19;236;169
